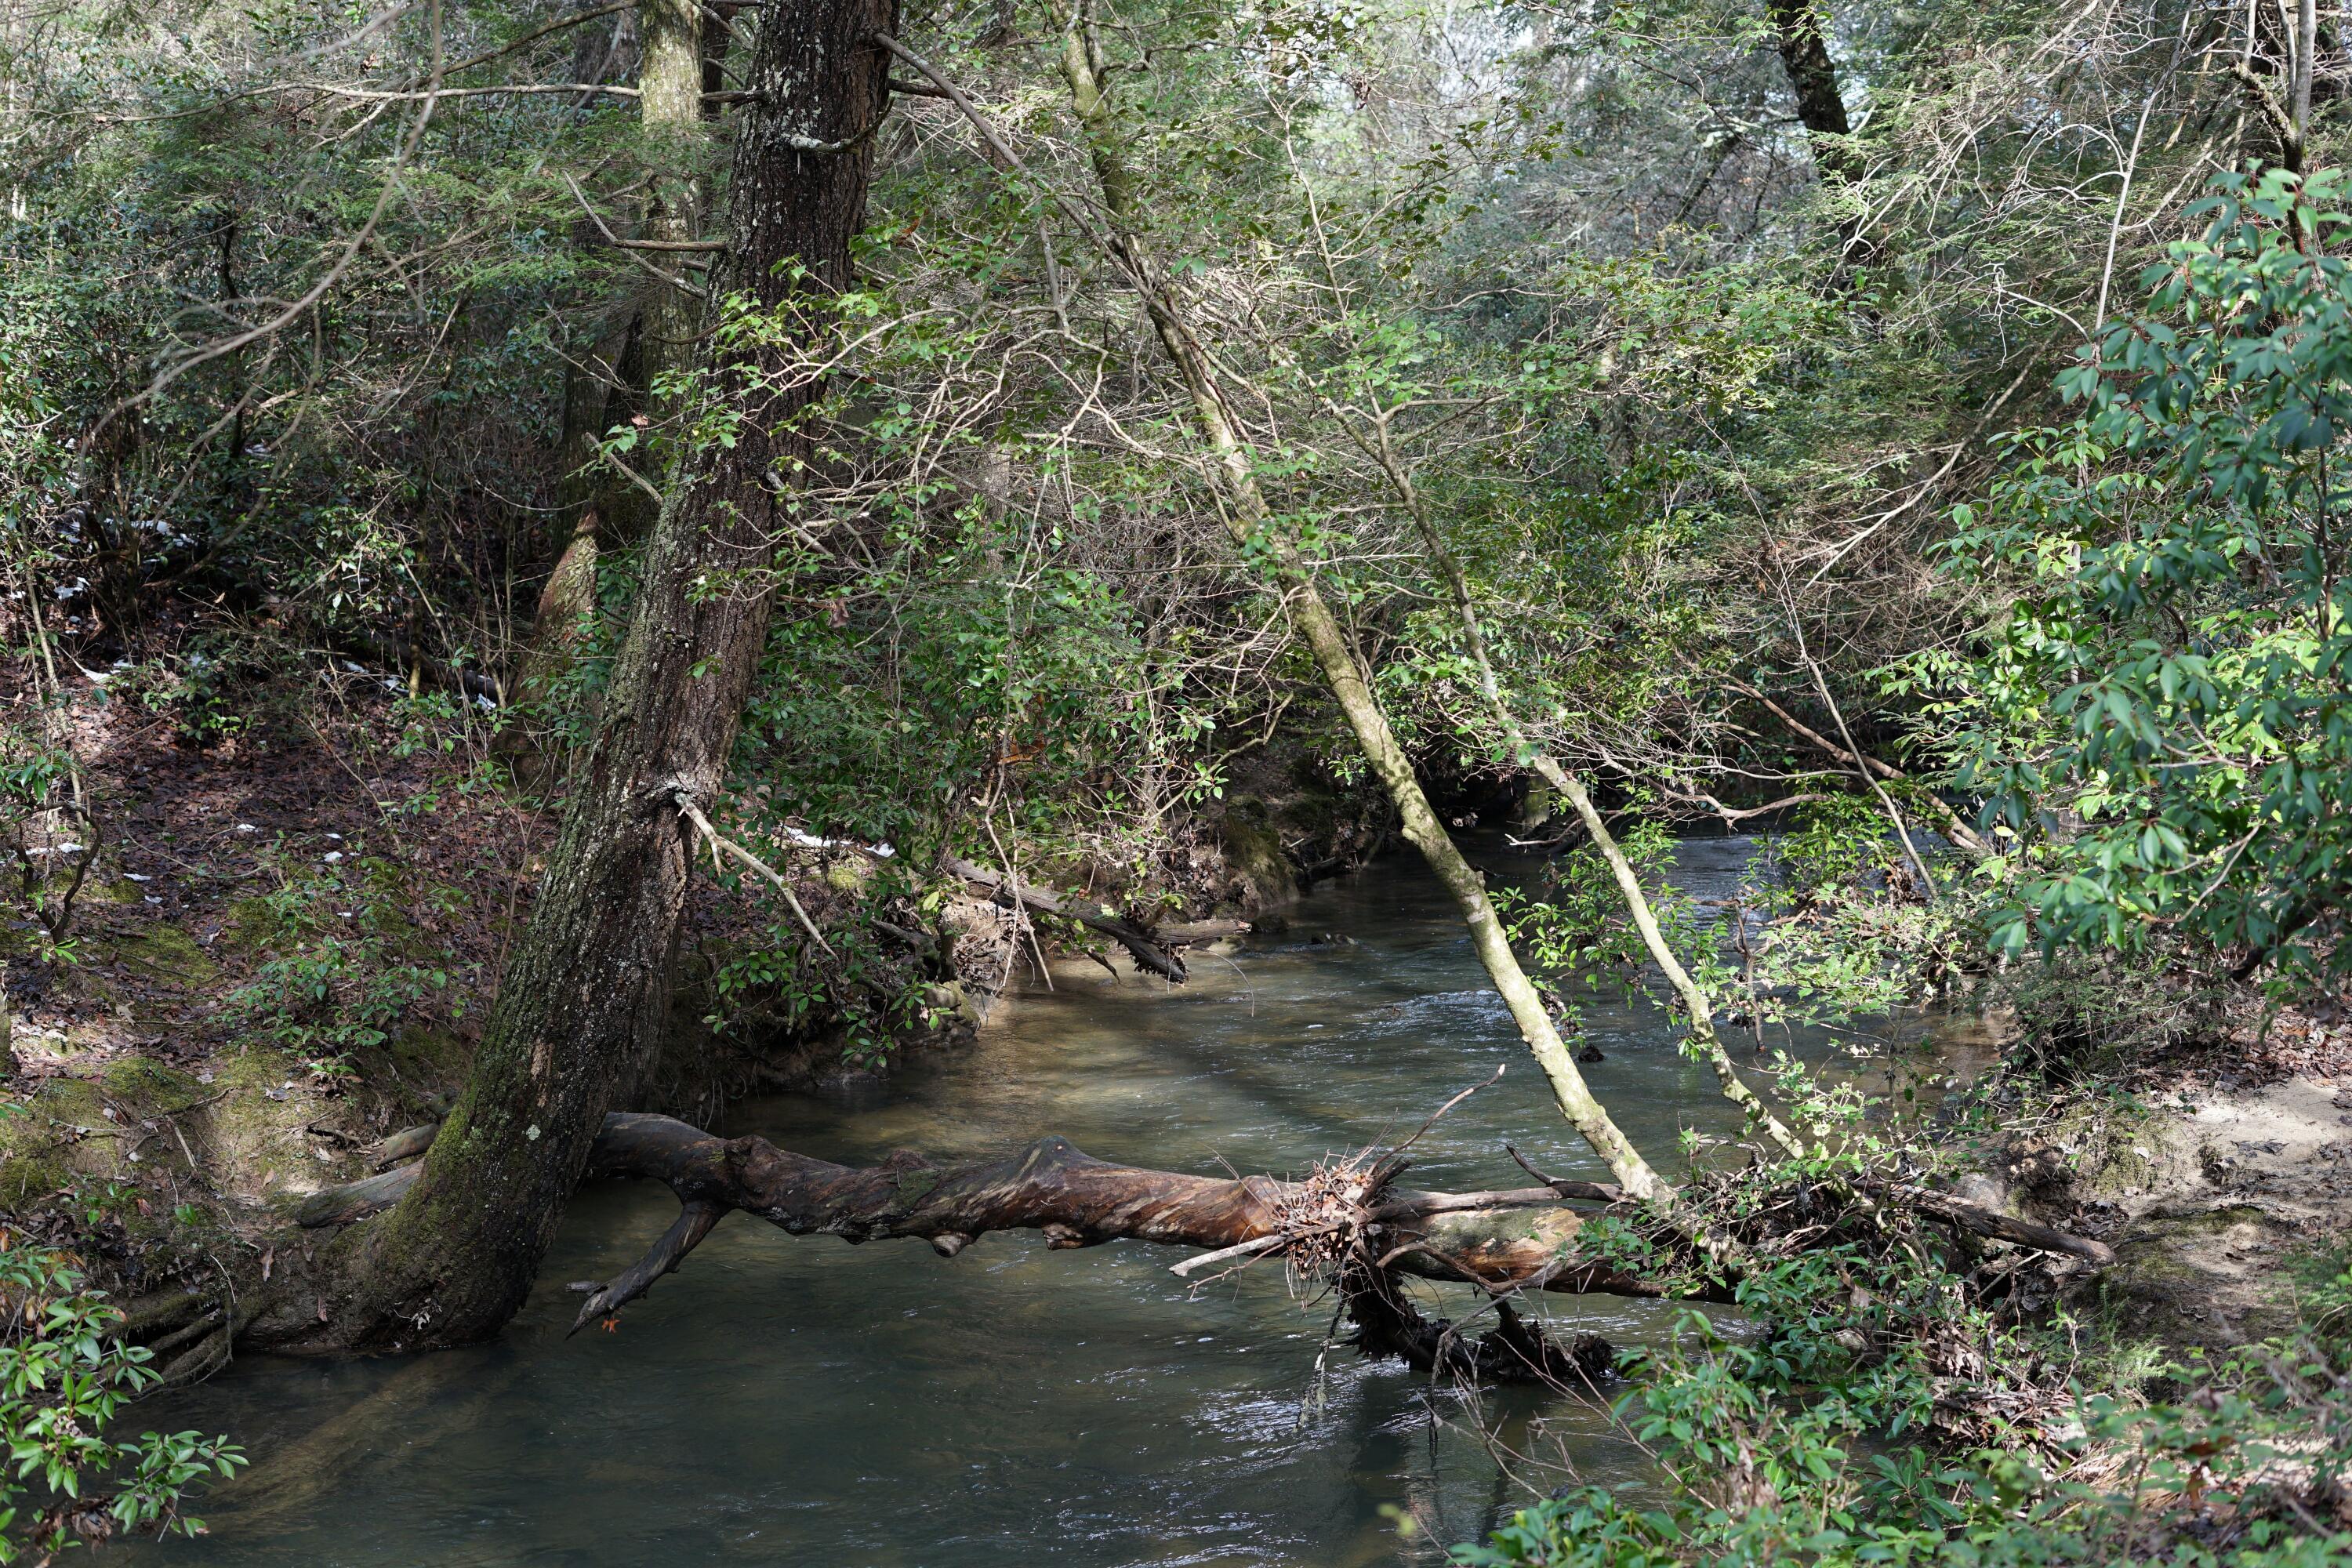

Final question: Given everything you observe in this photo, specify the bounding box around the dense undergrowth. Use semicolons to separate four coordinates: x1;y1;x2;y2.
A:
1455;1247;2352;1566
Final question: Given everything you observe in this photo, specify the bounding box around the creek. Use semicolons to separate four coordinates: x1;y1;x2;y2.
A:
140;835;1913;1566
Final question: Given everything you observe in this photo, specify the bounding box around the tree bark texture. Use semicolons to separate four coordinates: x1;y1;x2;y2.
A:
302;1112;1674;1323
287;0;900;1352
282;1112;2107;1365
1766;0;1859;184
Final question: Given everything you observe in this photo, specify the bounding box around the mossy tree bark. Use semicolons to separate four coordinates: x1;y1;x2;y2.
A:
275;0;899;1352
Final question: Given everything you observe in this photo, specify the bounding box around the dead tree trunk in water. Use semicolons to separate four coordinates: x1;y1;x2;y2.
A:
297;1110;1686;1376
274;0;899;1354
281;1110;2110;1378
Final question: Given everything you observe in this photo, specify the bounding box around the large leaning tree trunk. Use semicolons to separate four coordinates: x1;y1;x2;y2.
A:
877;9;1664;1200
263;0;900;1355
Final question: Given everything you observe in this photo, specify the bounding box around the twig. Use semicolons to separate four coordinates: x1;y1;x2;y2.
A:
1167;1232;1287;1279
1503;1145;1629;1204
562;172;710;301
983;810;1051;992
672;792;834;956
1387;1065;1504;1161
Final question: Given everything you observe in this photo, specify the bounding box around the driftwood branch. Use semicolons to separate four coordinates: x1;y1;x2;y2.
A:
572;1200;724;1332
942;855;1200;982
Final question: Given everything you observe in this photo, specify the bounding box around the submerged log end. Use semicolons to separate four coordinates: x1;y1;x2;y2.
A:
567;1200;726;1335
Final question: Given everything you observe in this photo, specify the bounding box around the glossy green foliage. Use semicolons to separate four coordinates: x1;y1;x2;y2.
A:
1950;170;2352;995
0;1242;242;1559
1454;1224;2352;1568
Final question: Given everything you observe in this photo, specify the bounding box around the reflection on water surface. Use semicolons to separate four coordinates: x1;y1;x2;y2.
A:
143;837;1890;1566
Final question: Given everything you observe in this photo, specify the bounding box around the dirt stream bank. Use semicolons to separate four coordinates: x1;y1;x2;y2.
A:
0;666;1386;1380
1954;1000;2352;1349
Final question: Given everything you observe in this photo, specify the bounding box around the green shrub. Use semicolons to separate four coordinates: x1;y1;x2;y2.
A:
0;1239;243;1559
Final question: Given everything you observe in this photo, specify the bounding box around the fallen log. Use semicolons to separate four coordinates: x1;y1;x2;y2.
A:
299;1112;1671;1319
372;1121;441;1171
1897;1185;2116;1266
942;855;1192;982
300;1116;2120;1291
289;1112;2121;1379
1155;918;1250;945
296;1167;419;1228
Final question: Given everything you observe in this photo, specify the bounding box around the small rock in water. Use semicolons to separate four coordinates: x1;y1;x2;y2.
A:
1576;1044;1606;1064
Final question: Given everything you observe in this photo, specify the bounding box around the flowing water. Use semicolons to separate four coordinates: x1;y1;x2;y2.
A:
141;836;1919;1566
